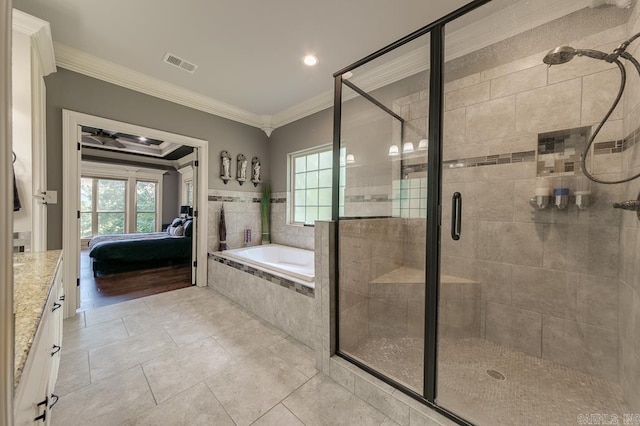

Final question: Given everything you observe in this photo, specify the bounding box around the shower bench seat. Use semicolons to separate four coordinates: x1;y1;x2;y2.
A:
368;267;480;339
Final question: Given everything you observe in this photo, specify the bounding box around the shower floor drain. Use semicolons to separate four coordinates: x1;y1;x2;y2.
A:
486;369;506;380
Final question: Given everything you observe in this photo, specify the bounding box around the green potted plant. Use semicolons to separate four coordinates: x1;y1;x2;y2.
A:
261;183;271;244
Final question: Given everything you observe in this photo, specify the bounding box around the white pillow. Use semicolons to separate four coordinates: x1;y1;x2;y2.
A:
169;225;184;236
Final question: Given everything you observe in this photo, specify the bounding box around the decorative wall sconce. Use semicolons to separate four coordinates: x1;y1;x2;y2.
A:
220;151;231;184
251;156;261;187
237;154;248;185
418;139;428;150
346;153;356;164
388;145;399;156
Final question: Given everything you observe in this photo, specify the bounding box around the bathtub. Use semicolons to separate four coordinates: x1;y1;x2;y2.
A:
213;244;314;287
208;243;318;348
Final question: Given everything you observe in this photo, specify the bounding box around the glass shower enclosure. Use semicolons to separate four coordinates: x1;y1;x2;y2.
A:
333;0;638;424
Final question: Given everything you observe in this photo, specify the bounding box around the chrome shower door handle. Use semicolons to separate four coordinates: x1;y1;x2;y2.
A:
451;192;462;241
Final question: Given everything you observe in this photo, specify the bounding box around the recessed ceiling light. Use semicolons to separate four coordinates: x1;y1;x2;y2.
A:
303;55;319;66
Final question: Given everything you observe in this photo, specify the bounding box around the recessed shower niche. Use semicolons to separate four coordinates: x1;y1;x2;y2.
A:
536;126;590;176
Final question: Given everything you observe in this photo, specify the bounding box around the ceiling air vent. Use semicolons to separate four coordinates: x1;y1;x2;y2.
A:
163;52;198;74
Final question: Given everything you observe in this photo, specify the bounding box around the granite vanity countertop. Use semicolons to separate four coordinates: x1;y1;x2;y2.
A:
13;250;62;387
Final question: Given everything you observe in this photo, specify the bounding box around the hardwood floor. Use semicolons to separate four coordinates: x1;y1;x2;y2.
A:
80;250;192;311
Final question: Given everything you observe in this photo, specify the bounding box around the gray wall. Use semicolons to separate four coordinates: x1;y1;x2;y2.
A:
268;108;333;193
45;68;268;249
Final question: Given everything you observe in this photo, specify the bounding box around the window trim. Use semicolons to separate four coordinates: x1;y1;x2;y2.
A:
80;177;128;239
177;165;194;206
287;144;344;226
135;180;159;233
81;161;165;238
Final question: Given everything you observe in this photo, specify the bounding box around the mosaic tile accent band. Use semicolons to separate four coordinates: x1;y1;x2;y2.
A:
621;126;640;152
444;150;535;169
209;195;288;204
340;216;394;220
593;140;623;155
209;253;314;298
345;195;390;203
208;195;261;203
559;125;639;156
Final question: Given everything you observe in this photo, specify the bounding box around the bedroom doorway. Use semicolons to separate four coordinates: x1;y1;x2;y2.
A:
62;111;209;317
77;146;197;310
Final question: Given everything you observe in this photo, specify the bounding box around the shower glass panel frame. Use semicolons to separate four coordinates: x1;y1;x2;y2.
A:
333;0;632;424
331;2;492;423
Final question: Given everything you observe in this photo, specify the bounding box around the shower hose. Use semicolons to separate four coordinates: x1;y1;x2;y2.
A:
579;32;640;184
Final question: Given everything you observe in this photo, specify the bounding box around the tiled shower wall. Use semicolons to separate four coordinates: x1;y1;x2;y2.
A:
429;24;631;383
338;218;404;350
619;1;640;413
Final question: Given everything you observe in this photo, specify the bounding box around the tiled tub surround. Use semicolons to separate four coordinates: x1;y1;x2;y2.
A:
210;244;314;296
207;187;317;258
270;191;315;250
208;251;319;350
207;189;263;253
619;1;640;414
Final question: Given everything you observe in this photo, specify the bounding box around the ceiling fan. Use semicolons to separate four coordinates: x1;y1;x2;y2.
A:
81;128;153;149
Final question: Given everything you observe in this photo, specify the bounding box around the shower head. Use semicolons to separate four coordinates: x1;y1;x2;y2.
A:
543;46;612;65
543;46;577;65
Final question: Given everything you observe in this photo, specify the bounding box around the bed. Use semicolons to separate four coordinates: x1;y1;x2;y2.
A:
89;218;193;276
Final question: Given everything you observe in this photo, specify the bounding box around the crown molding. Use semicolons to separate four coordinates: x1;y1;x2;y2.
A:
271;0;594;129
54;43;264;129
12;9;56;76
51;0;597;134
271;90;335;129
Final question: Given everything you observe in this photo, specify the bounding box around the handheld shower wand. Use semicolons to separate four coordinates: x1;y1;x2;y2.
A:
543;32;640;185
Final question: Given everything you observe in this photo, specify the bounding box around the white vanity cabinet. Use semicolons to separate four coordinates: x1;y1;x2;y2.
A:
14;257;65;425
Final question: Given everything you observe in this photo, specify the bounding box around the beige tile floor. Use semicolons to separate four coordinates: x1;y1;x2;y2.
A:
53;286;400;426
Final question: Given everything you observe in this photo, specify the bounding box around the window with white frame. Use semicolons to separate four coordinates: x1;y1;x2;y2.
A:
80;177;127;238
185;182;193;206
80;162;165;239
135;181;157;233
289;145;345;225
178;165;194;207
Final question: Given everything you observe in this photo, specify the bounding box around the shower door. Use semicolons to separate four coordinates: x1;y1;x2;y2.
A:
436;0;629;424
335;32;431;396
